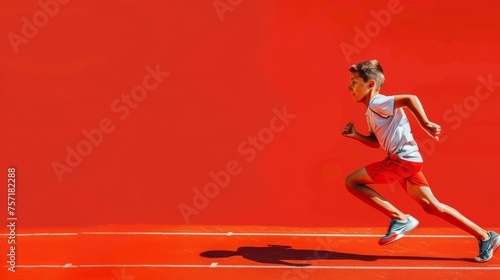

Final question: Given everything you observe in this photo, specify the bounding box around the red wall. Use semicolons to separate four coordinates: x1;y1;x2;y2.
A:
1;0;499;229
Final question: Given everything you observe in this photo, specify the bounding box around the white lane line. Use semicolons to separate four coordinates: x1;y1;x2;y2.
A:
79;232;472;238
81;232;230;236
9;264;500;270
0;232;473;238
13;265;80;268
0;233;79;236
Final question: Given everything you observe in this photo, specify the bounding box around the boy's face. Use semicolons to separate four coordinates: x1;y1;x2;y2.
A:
348;72;373;103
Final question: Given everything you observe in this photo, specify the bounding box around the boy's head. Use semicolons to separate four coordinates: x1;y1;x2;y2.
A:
348;60;385;103
349;60;385;91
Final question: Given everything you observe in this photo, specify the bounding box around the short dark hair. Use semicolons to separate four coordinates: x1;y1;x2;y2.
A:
349;60;385;90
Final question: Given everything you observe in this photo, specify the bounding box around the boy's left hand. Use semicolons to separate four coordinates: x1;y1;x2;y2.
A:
422;122;441;141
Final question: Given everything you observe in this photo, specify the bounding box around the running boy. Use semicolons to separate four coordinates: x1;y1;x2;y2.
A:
341;59;499;262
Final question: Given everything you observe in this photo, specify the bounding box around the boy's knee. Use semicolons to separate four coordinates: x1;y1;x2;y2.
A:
345;174;359;191
345;174;354;187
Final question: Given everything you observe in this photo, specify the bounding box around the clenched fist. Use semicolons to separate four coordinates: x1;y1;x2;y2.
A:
341;122;356;138
422;121;441;141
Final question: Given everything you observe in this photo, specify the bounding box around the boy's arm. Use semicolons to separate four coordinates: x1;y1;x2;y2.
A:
341;122;380;148
394;94;441;140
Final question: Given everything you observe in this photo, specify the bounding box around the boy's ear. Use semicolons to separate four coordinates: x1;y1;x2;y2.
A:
368;80;375;89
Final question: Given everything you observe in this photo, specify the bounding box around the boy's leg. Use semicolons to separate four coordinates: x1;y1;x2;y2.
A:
405;182;489;240
345;167;407;221
406;182;500;262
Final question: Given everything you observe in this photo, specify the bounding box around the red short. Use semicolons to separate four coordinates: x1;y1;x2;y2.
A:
365;154;429;186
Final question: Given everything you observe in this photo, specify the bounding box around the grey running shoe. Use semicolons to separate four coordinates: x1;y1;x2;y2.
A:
475;231;500;263
379;215;419;245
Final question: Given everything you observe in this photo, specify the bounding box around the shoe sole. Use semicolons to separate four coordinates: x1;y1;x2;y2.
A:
379;219;419;246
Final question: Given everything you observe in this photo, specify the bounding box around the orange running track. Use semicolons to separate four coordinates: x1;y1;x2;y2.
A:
2;225;500;280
